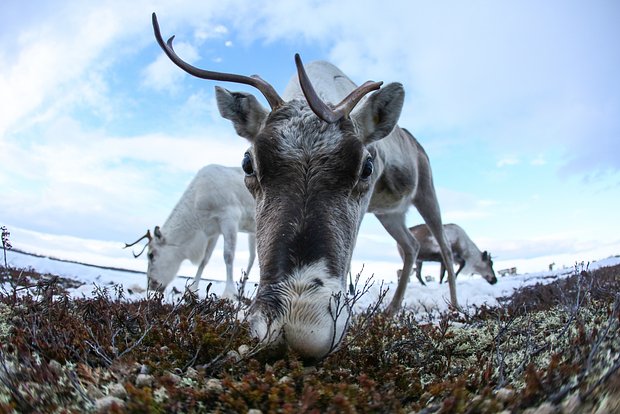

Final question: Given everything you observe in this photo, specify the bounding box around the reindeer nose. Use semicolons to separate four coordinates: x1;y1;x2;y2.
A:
148;278;165;292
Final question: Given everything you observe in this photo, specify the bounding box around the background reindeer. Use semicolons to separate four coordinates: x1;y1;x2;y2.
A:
398;223;497;285
153;13;457;359
125;164;256;297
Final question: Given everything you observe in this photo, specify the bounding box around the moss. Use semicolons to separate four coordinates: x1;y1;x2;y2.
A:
0;263;619;413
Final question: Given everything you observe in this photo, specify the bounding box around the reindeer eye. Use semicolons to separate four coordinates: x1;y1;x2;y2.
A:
242;152;255;176
148;252;154;261
360;157;373;180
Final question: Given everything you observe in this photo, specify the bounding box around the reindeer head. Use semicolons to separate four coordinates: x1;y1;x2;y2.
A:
125;226;182;292
478;251;497;285
145;225;186;292
153;13;404;359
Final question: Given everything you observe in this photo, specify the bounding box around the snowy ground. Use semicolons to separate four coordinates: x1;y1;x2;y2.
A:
5;248;619;317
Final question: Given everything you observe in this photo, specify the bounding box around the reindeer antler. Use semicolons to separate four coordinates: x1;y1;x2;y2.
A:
152;13;284;109
294;54;383;123
123;230;152;258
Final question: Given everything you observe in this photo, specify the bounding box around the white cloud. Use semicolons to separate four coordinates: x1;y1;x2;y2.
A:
530;155;546;166
496;157;520;168
0;2;126;136
488;233;619;262
195;24;228;41
0;109;249;239
220;0;620;174
141;42;199;93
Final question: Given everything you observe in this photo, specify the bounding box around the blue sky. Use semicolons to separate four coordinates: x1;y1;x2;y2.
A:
1;0;619;278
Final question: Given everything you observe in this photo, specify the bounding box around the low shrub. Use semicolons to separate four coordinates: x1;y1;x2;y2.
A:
0;262;618;413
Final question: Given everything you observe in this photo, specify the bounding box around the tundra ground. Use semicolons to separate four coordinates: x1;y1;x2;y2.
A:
1;262;618;413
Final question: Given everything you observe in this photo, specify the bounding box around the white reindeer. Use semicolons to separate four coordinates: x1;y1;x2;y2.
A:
398;223;497;285
153;14;457;360
125;164;256;297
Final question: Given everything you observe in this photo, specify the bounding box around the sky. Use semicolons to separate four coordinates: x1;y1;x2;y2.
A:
1;0;619;284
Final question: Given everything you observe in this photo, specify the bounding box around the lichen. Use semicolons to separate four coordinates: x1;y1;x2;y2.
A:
0;262;618;413
0;302;13;342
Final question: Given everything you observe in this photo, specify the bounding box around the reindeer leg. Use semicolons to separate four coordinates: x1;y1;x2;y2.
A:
220;220;239;299
190;235;218;292
376;212;420;316
412;175;459;308
455;259;464;277
439;261;446;284
440;258;463;283
415;260;425;286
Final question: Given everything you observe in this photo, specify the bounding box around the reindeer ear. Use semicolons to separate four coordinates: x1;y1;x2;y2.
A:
351;82;404;145
154;226;163;240
215;86;269;142
482;251;488;261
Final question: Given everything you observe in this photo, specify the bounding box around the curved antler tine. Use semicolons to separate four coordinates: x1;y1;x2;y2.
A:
152;13;284;109
295;54;383;123
295;54;340;123
332;80;383;118
133;243;149;258
248;75;285;109
123;230;153;249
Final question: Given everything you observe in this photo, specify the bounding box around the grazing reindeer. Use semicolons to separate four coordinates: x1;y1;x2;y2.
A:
398;223;497;285
152;13;457;360
125;165;256;297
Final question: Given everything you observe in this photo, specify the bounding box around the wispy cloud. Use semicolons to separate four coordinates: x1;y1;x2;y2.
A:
195;24;228;41
141;42;199;93
496;157;520;168
530;155;546;166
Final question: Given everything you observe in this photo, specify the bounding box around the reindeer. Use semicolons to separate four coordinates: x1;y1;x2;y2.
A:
152;13;457;360
125;164;256;297
398;223;497;285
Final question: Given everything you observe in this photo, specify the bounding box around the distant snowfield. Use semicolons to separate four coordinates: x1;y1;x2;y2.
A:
5;248;620;317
